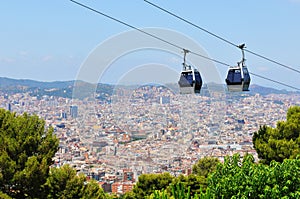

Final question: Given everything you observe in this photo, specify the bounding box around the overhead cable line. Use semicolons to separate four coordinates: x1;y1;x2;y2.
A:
144;0;300;75
69;0;300;91
69;0;227;66
249;72;300;91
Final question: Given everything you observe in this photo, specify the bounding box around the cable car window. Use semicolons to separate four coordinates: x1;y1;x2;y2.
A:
226;69;242;84
179;72;193;87
194;72;201;80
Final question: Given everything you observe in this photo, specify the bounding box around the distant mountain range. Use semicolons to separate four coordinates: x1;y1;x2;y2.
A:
0;77;75;89
248;84;294;95
0;77;113;100
0;77;298;99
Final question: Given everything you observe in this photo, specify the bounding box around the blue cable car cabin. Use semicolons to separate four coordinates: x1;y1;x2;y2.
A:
178;68;202;94
179;71;193;87
178;49;203;94
225;43;251;92
194;70;202;93
226;68;242;85
225;65;250;92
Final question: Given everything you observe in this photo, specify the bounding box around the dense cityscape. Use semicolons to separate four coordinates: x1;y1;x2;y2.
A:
1;1;300;198
1;82;299;195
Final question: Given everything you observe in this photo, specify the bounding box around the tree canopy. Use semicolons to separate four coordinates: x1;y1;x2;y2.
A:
0;109;59;198
45;164;109;199
208;154;300;199
253;106;300;164
0;109;107;199
123;173;174;199
148;154;300;199
192;156;220;178
169;174;206;197
124;156;216;199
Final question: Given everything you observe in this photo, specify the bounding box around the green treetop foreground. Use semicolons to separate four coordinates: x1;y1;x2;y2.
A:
0;109;58;198
253;106;300;164
148;154;300;199
0;109;109;199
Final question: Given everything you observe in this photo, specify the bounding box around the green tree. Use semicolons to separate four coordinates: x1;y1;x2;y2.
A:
192;157;220;178
168;156;218;196
45;164;84;199
148;183;214;199
169;174;206;197
82;179;109;199
45;164;109;199
0;191;12;199
207;153;300;199
253;106;300;164
146;153;300;198
0;109;59;198
125;173;174;199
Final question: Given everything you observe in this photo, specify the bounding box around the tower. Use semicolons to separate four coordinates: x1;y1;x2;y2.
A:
69;105;78;118
6;103;12;112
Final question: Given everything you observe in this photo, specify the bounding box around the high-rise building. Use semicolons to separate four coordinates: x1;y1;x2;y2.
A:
158;96;170;104
60;111;67;119
69;105;78;118
6;103;12;112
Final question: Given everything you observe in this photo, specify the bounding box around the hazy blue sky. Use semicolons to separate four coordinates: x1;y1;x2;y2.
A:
1;0;300;90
